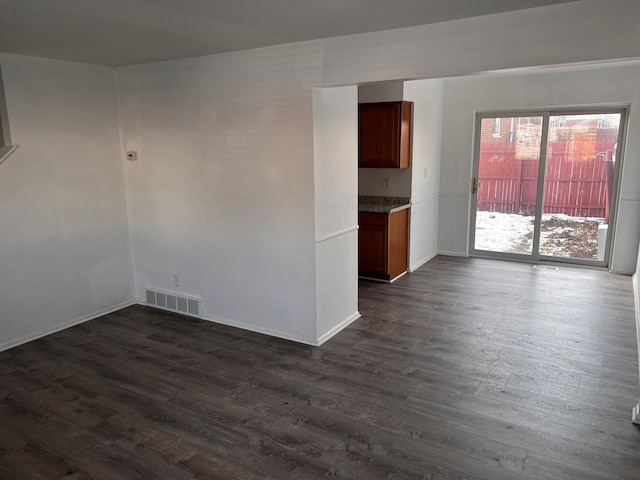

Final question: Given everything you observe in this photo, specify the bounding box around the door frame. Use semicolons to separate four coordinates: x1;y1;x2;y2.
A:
469;107;628;268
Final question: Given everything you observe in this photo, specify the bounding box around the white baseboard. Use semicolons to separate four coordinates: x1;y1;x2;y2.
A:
0;144;19;167
144;302;320;346
390;271;408;283
358;275;390;283
410;251;438;272
438;251;469;257
0;299;137;352
317;311;361;346
197;313;319;346
140;300;361;347
634;272;640;425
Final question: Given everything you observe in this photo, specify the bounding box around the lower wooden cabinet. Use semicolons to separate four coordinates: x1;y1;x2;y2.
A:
358;209;409;281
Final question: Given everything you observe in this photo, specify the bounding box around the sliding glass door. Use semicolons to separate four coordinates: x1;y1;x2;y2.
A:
471;115;544;256
470;109;625;266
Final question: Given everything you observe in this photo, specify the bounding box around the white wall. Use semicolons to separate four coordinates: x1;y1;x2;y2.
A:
114;0;640;345
116;46;319;344
316;0;640;87
315;233;359;343
314;86;359;242
358;168;412;197
439;63;640;273
404;79;444;270
358;82;404;103
0;54;134;350
313;86;360;342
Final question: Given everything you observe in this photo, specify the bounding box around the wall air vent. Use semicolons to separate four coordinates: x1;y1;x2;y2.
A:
145;288;201;317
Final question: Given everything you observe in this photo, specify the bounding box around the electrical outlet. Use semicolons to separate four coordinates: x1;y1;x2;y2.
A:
379;177;390;189
173;273;180;287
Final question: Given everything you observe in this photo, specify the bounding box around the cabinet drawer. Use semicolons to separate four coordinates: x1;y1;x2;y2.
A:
359;211;388;226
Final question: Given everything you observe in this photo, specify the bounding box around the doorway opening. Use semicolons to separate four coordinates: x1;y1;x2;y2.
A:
469;109;627;267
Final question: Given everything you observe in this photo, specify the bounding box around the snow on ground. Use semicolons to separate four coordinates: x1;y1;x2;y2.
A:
474;211;606;258
475;211;534;254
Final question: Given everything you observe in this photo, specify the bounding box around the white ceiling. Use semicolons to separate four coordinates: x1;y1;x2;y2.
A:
0;0;580;67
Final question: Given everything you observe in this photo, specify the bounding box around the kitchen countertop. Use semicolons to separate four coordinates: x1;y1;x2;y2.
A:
359;196;411;214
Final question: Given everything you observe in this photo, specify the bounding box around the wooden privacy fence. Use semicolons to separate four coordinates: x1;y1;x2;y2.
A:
477;129;617;219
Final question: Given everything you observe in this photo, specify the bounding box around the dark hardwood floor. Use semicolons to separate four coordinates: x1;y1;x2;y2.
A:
1;256;639;479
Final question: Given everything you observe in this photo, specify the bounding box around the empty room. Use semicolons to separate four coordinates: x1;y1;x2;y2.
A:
1;1;640;479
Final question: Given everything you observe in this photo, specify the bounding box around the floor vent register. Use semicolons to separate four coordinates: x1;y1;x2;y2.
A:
145;288;201;316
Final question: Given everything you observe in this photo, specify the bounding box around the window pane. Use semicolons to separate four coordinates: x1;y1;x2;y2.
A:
474;116;543;254
540;113;620;260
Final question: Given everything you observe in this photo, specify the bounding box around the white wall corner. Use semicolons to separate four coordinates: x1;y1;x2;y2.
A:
0;144;18;166
410;252;438;273
0;63;18;167
438;251;469;258
317;311;361;346
112;68;139;303
192;308;321;347
0;299;136;353
0;55;135;350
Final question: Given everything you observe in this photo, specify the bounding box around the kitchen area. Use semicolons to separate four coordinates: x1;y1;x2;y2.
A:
311;79;443;340
358;96;413;281
358;81;441;282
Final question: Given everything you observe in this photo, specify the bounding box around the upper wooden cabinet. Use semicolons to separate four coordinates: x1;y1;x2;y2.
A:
358;101;413;169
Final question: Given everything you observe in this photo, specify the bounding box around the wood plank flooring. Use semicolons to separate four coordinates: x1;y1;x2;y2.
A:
1;256;639;479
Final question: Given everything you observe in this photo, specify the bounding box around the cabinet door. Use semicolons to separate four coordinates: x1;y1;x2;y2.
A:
388;208;409;280
359;213;388;275
359;102;401;168
359;224;388;274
